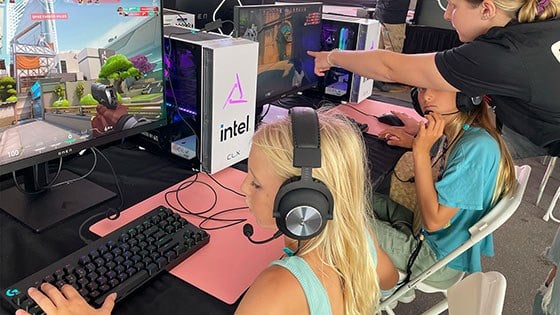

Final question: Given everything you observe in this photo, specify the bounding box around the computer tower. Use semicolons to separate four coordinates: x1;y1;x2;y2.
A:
163;26;258;174
321;13;380;104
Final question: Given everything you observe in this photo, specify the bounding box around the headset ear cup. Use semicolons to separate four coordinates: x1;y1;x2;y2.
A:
456;93;482;113
274;179;333;240
116;114;135;131
410;88;424;117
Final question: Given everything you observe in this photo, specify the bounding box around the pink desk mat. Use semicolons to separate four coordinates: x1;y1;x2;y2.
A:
334;99;423;136
90;167;284;304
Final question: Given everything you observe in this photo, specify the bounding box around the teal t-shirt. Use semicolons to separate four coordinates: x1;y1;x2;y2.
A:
270;234;377;315
424;126;500;273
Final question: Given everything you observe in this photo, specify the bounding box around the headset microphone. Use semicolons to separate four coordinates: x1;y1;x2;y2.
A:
424;109;460;116
243;224;283;244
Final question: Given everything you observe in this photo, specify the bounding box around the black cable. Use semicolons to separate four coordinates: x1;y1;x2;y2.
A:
11;158;63;195
13;148;99;194
256;104;272;127
78;147;125;244
163;173;248;231
395;234;424;290
205;172;245;197
339;102;380;118
93;147;124;214
78;212;109;244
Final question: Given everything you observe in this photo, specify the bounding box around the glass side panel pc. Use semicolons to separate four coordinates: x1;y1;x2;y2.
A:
163;34;201;127
0;0;166;175
320;18;359;100
234;2;323;106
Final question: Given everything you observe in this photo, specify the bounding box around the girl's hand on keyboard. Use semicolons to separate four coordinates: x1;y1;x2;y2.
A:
15;283;116;315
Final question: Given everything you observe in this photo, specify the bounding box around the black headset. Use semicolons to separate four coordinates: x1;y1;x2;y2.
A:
410;87;482;117
272;107;334;240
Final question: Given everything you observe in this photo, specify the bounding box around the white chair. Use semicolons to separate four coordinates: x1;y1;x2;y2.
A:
538;156;559;222
380;165;531;314
447;271;507;315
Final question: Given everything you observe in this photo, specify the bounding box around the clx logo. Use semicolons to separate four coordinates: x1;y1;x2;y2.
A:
220;115;250;142
223;73;248;108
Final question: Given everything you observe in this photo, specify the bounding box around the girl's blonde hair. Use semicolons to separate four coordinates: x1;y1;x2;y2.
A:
445;100;517;206
252;109;380;314
466;0;559;22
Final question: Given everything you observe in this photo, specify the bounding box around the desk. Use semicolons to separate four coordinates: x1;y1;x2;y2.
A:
0;145;238;315
1;104;408;314
90;168;284;305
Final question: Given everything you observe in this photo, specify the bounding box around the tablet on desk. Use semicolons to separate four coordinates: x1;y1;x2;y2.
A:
90;167;284;304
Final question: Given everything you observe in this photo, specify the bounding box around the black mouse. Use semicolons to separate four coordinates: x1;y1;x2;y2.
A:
377;113;405;127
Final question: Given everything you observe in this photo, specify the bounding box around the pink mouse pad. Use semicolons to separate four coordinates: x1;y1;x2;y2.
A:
90;167;284;304
335;99;422;136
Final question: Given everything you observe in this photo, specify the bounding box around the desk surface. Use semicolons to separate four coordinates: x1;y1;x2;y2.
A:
90;168;284;304
0;145;239;315
335;99;422;137
1;100;409;314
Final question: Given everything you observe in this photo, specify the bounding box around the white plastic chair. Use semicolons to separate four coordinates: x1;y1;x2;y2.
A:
380;165;531;314
538;156;560;222
447;271;507;315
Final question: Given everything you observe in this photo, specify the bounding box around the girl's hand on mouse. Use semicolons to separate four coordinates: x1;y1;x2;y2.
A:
413;112;444;155
390;111;420;136
379;127;415;148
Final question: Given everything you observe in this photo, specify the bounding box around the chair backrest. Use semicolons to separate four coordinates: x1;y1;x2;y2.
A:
380;165;531;310
447;271;507;315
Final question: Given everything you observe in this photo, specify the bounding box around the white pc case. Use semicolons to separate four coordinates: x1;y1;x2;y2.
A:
322;13;381;103
164;26;258;174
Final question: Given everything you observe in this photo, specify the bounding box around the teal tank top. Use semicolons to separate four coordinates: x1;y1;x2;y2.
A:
269;234;377;315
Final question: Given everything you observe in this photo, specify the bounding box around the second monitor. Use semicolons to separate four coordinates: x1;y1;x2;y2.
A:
234;2;323;107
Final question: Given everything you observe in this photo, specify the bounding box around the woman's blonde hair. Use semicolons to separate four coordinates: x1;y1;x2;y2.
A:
445;100;517;206
252;109;380;314
466;0;559;22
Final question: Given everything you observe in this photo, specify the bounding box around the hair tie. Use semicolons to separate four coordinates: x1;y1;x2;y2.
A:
537;0;550;15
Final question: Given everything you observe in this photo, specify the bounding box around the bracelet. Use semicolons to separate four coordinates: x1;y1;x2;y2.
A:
327;49;339;67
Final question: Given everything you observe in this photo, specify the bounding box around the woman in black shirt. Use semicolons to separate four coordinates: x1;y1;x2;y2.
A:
309;0;560;157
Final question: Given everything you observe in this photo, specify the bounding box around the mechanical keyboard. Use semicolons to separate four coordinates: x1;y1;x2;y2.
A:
2;206;210;314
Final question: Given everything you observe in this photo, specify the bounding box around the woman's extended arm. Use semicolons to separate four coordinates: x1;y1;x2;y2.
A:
307;50;458;92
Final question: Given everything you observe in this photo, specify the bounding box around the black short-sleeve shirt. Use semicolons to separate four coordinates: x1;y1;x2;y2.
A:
435;19;560;156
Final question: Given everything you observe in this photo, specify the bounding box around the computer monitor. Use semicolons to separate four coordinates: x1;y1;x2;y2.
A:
0;0;166;232
234;2;323;107
162;0;266;34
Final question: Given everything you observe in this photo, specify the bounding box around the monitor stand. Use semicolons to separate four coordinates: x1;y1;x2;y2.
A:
1;165;116;233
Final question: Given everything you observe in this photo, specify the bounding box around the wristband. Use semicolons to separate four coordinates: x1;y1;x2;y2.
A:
327;49;339;67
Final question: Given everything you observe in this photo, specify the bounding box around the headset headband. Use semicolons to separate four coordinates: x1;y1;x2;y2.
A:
289;107;321;170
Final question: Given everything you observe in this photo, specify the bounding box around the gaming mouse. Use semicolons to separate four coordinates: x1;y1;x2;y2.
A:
377;113;405;127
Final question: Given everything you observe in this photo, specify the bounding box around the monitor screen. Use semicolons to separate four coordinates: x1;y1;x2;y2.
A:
234;2;322;106
0;0;165;231
162;0;266;34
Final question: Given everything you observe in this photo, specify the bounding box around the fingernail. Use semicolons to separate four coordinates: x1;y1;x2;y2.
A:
28;287;36;293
